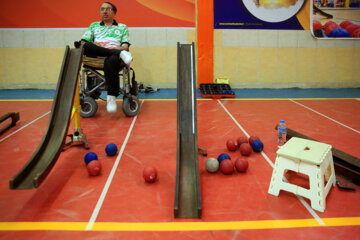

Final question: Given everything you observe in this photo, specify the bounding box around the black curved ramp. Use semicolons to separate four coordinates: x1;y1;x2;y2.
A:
174;42;202;218
313;5;333;19
9;45;83;189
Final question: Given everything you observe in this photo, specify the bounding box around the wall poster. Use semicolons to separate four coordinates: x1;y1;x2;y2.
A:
214;0;310;30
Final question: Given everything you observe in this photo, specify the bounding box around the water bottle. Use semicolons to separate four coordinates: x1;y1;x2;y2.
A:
277;120;287;148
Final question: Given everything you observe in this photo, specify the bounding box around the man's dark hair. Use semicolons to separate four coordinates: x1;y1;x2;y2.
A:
102;2;117;14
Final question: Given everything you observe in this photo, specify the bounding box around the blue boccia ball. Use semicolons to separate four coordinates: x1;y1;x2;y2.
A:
217;153;231;163
84;152;98;165
251;140;264;152
105;143;118;156
329;28;351;38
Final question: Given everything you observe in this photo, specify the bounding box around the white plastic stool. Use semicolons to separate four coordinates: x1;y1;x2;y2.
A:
268;137;336;212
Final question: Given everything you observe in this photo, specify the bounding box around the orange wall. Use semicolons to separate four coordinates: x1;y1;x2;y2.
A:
197;0;213;86
0;0;195;28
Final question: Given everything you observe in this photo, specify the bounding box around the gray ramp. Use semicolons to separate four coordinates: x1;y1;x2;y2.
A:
174;42;202;218
10;45;83;189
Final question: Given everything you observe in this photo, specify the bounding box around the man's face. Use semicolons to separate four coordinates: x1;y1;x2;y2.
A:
100;3;115;22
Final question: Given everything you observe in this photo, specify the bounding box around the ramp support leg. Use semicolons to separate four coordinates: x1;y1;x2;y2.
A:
63;79;89;150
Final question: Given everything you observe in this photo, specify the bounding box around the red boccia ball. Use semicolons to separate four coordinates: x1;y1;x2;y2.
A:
248;135;260;145
325;23;340;36
87;160;102;176
220;159;234;175
237;136;248;146
239;143;252;156
313;20;322;30
345;24;360;36
143;166;157;183
340;20;353;29
324;21;338;30
352;28;360;38
235;157;249;172
226;139;239;151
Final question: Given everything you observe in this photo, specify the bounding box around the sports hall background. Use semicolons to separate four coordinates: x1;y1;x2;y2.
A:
0;0;359;90
0;1;360;239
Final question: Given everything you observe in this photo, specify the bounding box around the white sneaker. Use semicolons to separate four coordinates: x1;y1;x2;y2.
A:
107;95;117;113
120;51;132;65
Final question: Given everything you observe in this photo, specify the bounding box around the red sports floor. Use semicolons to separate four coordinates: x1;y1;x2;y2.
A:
0;98;359;239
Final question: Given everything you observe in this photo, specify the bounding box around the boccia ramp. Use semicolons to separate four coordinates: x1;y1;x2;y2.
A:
9;45;83;189
174;42;202;218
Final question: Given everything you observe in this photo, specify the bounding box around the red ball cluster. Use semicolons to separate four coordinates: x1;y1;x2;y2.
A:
216;134;262;175
317;20;360;38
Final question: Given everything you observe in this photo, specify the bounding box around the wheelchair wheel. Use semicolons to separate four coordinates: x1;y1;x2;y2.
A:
122;96;140;117
80;96;98;118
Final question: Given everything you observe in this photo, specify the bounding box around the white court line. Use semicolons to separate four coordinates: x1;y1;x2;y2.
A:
289;99;360;135
217;100;325;226
86;100;144;231
190;44;195;134
0;111;50;143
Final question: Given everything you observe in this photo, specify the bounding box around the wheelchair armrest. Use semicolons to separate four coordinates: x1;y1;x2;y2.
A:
82;56;131;69
82;56;105;69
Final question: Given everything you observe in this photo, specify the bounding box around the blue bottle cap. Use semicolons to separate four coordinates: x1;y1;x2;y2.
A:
280;120;285;123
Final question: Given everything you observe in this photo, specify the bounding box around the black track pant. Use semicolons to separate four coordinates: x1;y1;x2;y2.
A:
83;42;125;97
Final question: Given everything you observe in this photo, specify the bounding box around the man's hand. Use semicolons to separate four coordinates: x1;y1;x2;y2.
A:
116;43;129;51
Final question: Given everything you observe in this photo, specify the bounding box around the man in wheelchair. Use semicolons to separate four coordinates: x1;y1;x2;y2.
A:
80;1;133;113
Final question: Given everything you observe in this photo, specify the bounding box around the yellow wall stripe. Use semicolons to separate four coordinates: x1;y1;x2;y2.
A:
0;218;359;232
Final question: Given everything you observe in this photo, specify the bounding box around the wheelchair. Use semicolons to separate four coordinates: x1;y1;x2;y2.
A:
79;56;140;118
